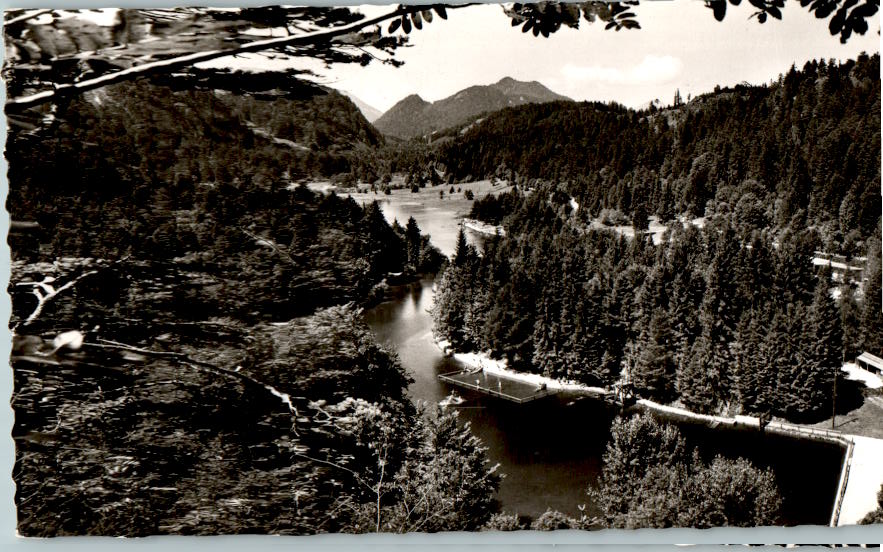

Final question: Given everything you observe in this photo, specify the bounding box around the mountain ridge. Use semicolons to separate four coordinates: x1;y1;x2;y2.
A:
340;90;384;122
374;77;570;140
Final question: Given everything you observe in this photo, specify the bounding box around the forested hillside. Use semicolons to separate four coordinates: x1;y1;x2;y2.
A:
8;74;466;536
8;72;381;226
432;55;881;421
437;54;880;245
435;187;882;420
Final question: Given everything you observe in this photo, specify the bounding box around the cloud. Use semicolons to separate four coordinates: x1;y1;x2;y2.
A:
562;55;683;85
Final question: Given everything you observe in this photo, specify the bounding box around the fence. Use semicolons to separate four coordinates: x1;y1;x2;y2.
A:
829;438;856;527
438;370;559;404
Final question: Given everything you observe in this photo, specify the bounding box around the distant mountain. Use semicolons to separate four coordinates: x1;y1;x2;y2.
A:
340;90;383;122
374;77;570;140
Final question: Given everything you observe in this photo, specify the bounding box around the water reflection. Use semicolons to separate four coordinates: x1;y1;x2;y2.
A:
362;201;842;525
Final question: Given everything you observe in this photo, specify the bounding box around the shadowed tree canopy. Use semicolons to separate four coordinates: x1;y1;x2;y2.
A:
4;1;878;119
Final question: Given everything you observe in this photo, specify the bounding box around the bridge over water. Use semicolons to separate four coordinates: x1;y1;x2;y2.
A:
438;369;559;404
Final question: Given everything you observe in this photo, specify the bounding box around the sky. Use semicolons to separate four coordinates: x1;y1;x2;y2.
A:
217;0;880;114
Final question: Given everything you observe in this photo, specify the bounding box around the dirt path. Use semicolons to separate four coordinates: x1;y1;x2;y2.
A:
837;435;883;525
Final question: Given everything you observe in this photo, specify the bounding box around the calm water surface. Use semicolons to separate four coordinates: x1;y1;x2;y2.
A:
362;199;843;525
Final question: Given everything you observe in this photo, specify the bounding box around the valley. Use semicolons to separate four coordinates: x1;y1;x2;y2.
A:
4;4;882;536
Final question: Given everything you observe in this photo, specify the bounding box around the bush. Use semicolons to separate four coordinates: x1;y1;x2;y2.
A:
530;509;579;531
599;208;630;226
481;512;526;531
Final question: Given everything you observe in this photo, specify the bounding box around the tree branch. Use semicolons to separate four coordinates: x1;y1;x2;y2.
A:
82;337;303;428
4;9;52;27
242;228;298;266
14;270;98;330
6;7;405;112
294;452;373;493
6;4;481;113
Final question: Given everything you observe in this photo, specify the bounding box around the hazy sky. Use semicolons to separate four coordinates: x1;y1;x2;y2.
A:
226;0;879;113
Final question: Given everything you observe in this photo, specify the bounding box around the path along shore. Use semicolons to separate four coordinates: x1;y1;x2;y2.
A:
435;339;883;526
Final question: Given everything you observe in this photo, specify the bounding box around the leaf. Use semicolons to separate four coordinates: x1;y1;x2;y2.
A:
562;3;581;25
767;6;782;19
411;11;422;30
814;1;838;18
402;15;411;34
829;10;846;33
522;19;533;33
422;10;433;23
709;0;728;22
388;18;401;33
433;5;447;19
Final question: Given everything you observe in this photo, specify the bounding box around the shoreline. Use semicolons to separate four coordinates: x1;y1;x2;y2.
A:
436;338;606;397
434;336;873;440
433;337;883;526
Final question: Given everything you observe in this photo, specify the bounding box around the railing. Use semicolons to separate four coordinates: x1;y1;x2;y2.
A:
765;421;851;444
635;400;857;526
438;371;558;404
829;438;856;527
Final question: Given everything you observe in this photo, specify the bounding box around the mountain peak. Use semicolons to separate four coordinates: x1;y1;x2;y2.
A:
374;80;570;140
401;93;428;105
489;77;568;101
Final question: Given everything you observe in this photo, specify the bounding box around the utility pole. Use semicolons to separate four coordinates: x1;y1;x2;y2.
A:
832;364;838;430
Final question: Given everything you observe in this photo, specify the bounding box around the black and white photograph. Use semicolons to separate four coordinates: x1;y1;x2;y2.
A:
3;0;883;538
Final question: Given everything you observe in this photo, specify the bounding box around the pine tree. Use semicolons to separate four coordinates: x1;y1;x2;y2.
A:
733;311;763;413
860;230;883;355
453;226;470;267
811;268;844;371
404;216;421;270
840;283;862;360
678;334;719;414
633;309;677;402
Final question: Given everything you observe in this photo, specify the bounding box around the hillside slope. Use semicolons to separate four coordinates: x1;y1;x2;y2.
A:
437;54;881;240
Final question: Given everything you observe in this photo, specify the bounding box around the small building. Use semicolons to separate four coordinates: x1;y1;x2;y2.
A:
856;352;883;376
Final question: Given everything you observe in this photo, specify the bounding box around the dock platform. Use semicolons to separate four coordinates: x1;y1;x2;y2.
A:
438;370;559;404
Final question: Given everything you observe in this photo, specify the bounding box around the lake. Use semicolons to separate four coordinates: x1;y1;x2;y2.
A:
361;191;844;525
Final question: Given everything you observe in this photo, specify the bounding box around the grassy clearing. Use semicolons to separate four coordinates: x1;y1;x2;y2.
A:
810;388;883;439
338;179;514;217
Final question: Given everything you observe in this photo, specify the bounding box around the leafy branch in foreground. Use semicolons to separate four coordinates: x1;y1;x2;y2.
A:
6;1;875;116
705;0;879;43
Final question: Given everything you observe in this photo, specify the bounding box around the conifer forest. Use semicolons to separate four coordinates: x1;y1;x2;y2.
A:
4;2;883;538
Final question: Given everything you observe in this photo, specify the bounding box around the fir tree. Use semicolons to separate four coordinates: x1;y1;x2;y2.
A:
633;309;677;402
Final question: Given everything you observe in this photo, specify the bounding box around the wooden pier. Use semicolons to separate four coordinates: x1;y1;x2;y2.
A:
438;370;559;404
